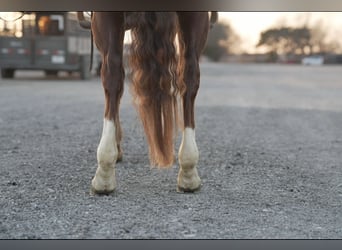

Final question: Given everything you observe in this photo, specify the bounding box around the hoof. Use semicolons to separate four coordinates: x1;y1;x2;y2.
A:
116;153;123;163
177;168;201;193
177;184;201;193
91;174;116;195
116;146;123;163
90;186;115;195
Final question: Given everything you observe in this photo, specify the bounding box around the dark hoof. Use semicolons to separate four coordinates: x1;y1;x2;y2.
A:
176;184;201;193
116;155;123;163
90;186;115;196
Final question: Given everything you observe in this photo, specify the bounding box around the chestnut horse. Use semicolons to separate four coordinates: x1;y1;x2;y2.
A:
78;12;217;194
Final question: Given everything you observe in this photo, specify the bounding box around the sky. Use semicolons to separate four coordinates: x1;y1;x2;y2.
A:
219;12;342;53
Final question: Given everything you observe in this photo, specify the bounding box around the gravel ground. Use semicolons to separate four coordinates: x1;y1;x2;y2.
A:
0;63;342;239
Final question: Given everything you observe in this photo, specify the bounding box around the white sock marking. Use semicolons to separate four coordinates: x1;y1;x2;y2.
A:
92;119;118;192
177;127;201;191
178;128;199;169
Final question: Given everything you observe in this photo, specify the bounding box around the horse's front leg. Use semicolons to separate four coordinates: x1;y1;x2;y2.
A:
91;12;125;194
177;12;209;192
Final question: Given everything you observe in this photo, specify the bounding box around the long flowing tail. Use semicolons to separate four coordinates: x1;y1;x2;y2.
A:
130;12;184;167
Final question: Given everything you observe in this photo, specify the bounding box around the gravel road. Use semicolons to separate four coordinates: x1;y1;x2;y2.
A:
1;63;342;238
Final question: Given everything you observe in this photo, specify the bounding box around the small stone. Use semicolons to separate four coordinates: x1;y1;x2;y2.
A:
8;181;18;186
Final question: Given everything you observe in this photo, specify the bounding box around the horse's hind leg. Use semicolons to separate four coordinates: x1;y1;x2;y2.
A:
177;12;209;192
91;12;125;194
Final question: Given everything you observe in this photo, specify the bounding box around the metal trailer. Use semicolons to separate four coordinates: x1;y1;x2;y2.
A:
0;12;94;79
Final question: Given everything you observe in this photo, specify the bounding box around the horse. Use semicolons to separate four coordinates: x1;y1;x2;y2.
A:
77;12;217;194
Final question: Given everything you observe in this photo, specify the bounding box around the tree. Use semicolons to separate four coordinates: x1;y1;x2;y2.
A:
256;27;311;56
257;20;342;57
309;21;341;53
203;21;240;62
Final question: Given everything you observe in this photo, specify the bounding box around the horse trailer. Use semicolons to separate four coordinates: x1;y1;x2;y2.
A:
0;12;94;79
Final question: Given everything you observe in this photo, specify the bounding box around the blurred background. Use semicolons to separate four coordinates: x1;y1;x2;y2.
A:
0;12;342;80
205;12;342;64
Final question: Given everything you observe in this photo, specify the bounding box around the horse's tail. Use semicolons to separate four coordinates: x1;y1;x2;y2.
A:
130;12;185;167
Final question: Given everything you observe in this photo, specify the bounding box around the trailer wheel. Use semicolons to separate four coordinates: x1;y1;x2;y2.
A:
1;69;15;79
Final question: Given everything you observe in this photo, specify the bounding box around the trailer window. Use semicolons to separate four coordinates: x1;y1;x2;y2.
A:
37;14;64;36
0;12;24;37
